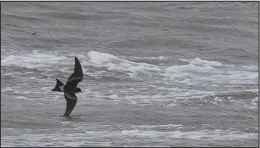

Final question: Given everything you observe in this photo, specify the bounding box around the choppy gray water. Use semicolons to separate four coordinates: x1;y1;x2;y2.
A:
1;2;259;147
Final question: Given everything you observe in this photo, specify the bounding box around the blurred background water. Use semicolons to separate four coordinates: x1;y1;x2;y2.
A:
1;2;258;147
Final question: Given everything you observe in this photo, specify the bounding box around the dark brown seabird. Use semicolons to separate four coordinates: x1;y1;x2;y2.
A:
52;57;83;116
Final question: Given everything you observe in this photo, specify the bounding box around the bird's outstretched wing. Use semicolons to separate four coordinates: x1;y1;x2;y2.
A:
65;57;83;87
63;92;77;116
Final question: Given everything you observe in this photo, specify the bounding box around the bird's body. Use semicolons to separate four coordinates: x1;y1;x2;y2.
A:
52;57;83;116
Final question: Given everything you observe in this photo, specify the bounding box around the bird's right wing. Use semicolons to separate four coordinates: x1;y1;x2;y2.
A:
65;57;83;87
63;92;77;116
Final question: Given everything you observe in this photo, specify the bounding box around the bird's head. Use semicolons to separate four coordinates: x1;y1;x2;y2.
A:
76;88;82;93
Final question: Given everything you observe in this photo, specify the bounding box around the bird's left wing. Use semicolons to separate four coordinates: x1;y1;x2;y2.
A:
65;57;83;87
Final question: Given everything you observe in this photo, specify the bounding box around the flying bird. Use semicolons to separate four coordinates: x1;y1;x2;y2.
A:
52;57;83;116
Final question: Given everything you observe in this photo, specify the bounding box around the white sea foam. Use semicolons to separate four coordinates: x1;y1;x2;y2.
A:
85;51;257;93
119;129;258;141
2;50;258;107
2;50;257;88
86;51;162;73
1;50;67;69
243;97;259;110
1;128;257;147
251;97;258;106
1;87;16;92
180;58;224;67
165;58;257;86
131;124;184;130
128;55;169;61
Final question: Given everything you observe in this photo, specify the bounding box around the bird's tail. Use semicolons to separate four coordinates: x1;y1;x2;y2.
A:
51;78;64;92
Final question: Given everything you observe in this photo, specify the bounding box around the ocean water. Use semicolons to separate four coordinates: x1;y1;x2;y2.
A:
1;2;259;147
